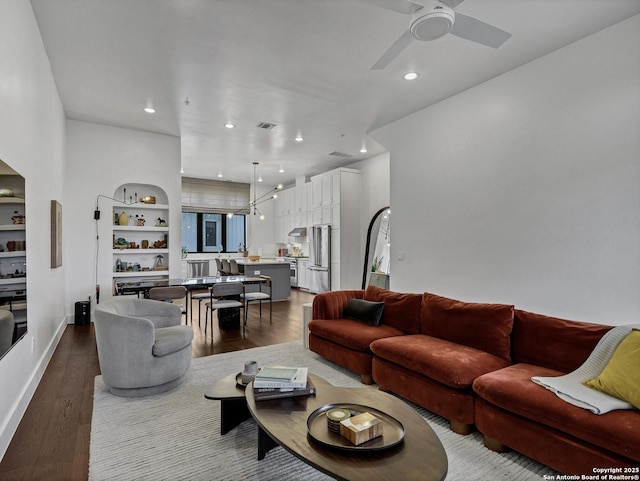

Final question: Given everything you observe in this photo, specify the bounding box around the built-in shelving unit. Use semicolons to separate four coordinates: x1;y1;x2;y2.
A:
111;184;170;285
0;194;27;324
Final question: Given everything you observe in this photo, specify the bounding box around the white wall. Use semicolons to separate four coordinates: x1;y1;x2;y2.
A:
348;152;391;285
371;15;640;325
64;120;181;307
247;183;277;257
0;0;67;458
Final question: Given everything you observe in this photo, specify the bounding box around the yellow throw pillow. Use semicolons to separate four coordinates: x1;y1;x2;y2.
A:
584;329;640;409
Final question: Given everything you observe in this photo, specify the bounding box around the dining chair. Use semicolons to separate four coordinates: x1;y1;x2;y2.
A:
215;258;223;276
148;286;188;322
204;282;244;337
241;275;272;327
190;284;214;325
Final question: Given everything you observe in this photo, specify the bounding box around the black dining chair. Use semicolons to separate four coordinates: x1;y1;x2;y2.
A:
148;286;188;322
204;282;245;337
241;275;272;327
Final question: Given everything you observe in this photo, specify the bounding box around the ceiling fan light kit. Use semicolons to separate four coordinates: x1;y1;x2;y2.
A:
368;0;511;70
410;4;454;41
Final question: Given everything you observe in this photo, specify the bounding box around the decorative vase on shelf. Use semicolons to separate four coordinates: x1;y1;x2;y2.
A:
118;212;129;226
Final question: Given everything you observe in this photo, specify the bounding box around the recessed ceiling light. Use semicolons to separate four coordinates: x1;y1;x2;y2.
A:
279;166;284;173
144;107;156;113
257;175;263;182
217;171;223;178
403;72;420;80
360;147;368;153
295;135;303;142
224;122;235;129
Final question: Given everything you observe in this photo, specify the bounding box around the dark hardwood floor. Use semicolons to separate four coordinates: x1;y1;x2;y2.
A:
0;288;315;481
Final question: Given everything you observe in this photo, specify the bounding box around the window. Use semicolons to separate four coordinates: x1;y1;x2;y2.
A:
181;212;246;253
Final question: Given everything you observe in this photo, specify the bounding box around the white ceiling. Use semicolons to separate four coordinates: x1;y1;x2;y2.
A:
30;0;640;186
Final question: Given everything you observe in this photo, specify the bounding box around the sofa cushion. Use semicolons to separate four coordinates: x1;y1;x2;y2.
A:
153;326;194;357
420;293;514;361
313;290;364;320
584;329;640;409
512;310;613;372
473;363;640;461
343;299;385;326
370;334;511;389
363;285;422;334
308;318;405;352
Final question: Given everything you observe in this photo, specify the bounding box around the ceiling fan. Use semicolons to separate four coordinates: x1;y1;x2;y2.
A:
367;0;512;70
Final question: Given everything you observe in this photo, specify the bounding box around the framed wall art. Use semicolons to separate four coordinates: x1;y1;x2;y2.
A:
51;200;62;268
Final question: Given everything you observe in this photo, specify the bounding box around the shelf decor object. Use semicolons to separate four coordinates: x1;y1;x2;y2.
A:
51;200;62;268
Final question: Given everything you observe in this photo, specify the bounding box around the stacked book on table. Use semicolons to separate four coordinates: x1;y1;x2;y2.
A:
252;366;316;401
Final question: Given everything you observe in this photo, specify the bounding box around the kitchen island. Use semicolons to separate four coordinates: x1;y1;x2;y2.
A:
235;259;290;301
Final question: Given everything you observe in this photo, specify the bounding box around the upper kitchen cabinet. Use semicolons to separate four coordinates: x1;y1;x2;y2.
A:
311;174;332;209
310;168;361;290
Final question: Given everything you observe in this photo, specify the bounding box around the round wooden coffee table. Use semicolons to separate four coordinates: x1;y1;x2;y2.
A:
245;373;448;481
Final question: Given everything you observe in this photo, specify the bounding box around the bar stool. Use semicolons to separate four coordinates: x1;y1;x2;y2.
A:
221;259;231;276
229;259;240;275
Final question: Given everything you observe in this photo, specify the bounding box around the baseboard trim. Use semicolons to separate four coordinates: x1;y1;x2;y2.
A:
0;316;67;459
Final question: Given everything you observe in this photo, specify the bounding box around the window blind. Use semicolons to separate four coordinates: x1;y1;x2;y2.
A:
181;177;250;214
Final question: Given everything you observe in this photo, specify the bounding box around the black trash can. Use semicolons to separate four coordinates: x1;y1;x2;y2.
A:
75;301;91;325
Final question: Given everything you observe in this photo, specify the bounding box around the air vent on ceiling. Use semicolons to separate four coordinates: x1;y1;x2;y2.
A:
328;151;353;158
256;121;277;130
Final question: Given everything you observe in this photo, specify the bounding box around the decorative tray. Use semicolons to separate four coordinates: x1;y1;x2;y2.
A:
306;403;405;452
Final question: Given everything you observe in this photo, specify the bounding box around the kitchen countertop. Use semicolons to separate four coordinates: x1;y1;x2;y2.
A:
235;259;290;266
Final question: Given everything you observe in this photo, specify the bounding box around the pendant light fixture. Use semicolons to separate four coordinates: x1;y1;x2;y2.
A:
227;162;282;221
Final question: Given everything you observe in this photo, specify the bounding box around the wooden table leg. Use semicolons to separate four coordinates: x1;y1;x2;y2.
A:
220;398;251;435
257;425;279;460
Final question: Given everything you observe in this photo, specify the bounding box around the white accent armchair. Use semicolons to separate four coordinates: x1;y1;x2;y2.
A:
94;297;194;397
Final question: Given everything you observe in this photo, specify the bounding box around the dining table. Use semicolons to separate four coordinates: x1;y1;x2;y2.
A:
114;275;267;322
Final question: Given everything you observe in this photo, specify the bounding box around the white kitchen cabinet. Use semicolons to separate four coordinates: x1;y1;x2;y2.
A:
275;188;291;216
330;170;341;205
311;174;332;208
312;206;331;225
298;259;309;290
287;187;296;215
310;167;361;291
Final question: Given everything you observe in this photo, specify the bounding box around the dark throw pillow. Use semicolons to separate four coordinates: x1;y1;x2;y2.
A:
343;299;385;326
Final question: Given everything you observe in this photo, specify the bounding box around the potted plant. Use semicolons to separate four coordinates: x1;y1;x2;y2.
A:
372;255;383;273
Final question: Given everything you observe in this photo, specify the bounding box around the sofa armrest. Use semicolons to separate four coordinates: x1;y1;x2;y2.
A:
312;290;364;320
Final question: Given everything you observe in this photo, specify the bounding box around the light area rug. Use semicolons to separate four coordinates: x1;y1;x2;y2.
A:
90;341;558;481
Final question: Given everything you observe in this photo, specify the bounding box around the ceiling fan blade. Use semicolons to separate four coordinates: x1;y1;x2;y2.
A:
439;0;465;8
371;29;414;70
450;13;511;48
364;0;423;16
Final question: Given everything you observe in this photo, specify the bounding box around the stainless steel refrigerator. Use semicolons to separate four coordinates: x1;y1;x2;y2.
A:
308;224;331;293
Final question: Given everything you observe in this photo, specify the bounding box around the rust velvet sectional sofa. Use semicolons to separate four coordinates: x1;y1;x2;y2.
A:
308;285;640;475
